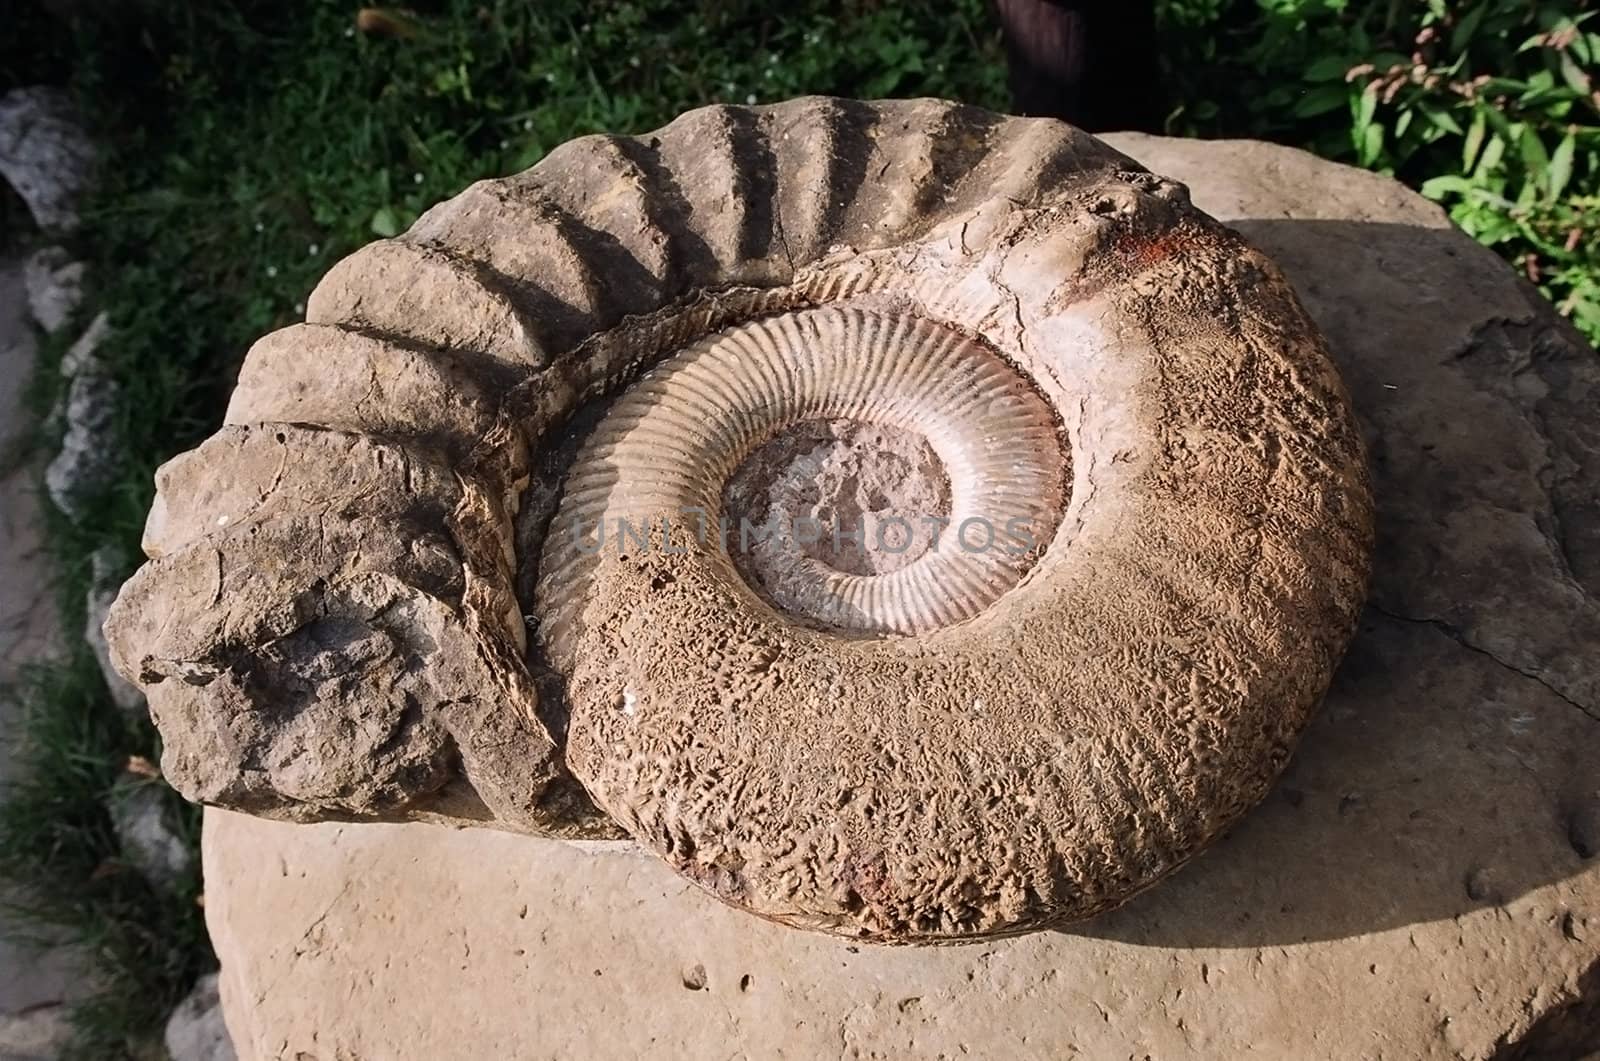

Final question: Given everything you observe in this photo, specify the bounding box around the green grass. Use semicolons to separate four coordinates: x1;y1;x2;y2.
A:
0;0;1594;1055
1;2;1007;1054
0;657;206;1061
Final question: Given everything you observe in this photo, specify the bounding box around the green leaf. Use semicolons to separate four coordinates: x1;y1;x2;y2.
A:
1481;104;1515;143
1292;84;1348;118
1475;134;1506;178
1571;31;1593;65
1421;174;1476;199
1461;209;1518;245
1451;5;1486;52
1560;52;1593;96
862;70;903;97
1569;296;1600;332
1419;104;1463;136
1360;121;1384;167
1548;131;1576;200
1354;84;1377;135
370;205;401;237
1521;69;1556;99
1519;125;1551;177
1462;109;1487;170
1304;56;1348;83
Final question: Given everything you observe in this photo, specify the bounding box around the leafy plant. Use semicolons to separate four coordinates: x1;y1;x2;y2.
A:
1158;0;1600;340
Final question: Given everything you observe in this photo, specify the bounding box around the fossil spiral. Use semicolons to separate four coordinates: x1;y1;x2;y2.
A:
539;306;1068;642
106;97;1374;941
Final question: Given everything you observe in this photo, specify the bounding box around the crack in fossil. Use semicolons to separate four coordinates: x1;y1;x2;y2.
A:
252;876;358;1008
1518;341;1592;595
1380;310;1600;730
1369;602;1598;724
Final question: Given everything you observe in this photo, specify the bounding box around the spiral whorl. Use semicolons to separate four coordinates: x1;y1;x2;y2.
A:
105;98;1372;941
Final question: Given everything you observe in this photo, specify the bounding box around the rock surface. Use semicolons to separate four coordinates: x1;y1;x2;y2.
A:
204;135;1599;1059
0;87;94;232
108;777;194;893
44;311;119;520
81;547;145;713
0;255;82;1020
165;973;236;1061
85;546;145;714
22;246;83;334
0;1005;71;1061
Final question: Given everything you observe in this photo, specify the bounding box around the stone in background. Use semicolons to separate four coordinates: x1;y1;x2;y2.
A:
165;973;235;1061
0;256;79;1051
2;77;229;1061
86;546;144;716
21;247;82;336
0;1005;71;1061
44;311;119;521
0;88;94;232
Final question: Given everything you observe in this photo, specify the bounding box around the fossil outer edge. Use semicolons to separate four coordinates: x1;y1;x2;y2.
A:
103;97;1374;941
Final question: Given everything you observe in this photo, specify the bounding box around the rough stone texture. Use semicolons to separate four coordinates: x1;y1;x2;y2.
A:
0;1005;71;1061
107;422;609;836
86;545;145;714
107;100;1372;940
22;246;83;334
55;308;107;378
206;134;1598;1059
44;311;118;520
724;416;953;580
165;973;236;1061
0;87;94;232
107;777;194;892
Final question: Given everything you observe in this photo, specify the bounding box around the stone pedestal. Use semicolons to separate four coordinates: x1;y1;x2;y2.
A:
203;135;1599;1060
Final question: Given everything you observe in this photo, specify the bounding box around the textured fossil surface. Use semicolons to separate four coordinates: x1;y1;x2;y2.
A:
539;306;1068;639
105;97;1373;941
202;137;1600;1061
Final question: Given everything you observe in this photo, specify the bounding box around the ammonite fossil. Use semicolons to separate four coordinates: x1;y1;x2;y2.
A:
106;97;1373;942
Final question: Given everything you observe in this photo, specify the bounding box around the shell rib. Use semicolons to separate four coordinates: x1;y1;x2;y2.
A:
104;98;1374;940
539;307;1067;641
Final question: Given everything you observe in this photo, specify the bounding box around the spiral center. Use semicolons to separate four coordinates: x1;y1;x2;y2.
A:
537;306;1070;642
723;419;952;589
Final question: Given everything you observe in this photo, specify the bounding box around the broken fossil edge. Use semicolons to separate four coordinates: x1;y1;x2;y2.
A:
104;97;1374;941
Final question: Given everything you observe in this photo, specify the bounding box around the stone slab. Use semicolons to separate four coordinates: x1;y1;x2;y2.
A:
205;135;1600;1060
